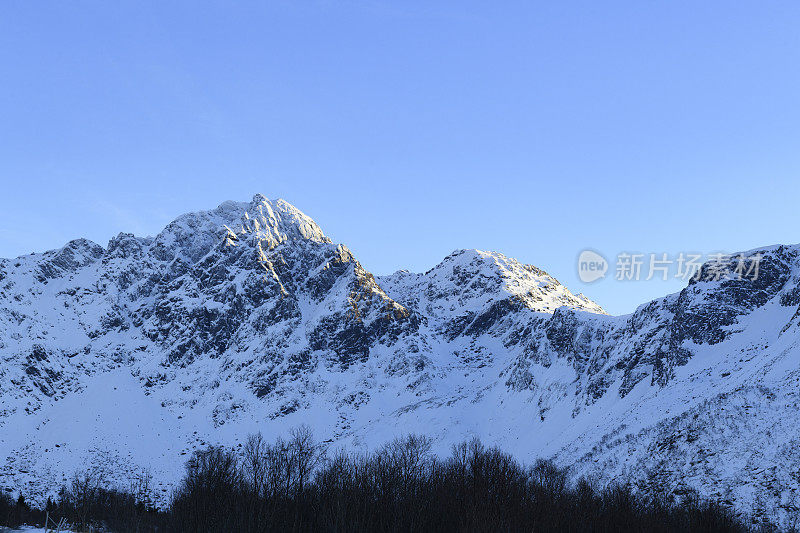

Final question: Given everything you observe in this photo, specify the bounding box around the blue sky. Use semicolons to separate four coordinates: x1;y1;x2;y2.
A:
2;1;799;315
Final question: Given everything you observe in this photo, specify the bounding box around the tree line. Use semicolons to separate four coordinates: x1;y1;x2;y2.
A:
0;428;775;532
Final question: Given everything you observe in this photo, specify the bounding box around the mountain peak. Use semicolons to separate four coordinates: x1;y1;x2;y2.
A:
439;248;605;312
251;192;269;205
379;248;605;327
240;194;329;246
148;195;329;264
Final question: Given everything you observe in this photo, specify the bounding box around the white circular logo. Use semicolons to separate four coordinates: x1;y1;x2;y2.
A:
577;250;608;283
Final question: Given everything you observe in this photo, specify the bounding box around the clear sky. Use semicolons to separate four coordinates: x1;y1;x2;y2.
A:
2;1;799;315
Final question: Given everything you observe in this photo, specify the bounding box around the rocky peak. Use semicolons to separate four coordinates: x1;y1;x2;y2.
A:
378;249;605;329
35;239;105;281
232;195;330;250
148;195;329;266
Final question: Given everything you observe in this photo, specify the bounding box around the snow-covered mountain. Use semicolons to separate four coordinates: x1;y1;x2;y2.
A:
1;194;798;526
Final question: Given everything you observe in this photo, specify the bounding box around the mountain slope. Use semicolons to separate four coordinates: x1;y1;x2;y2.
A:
0;195;798;527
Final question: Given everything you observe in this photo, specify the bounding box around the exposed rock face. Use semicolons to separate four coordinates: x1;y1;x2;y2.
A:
1;195;799;527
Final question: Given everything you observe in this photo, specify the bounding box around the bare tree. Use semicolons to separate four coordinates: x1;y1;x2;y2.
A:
289;425;326;493
242;432;268;498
